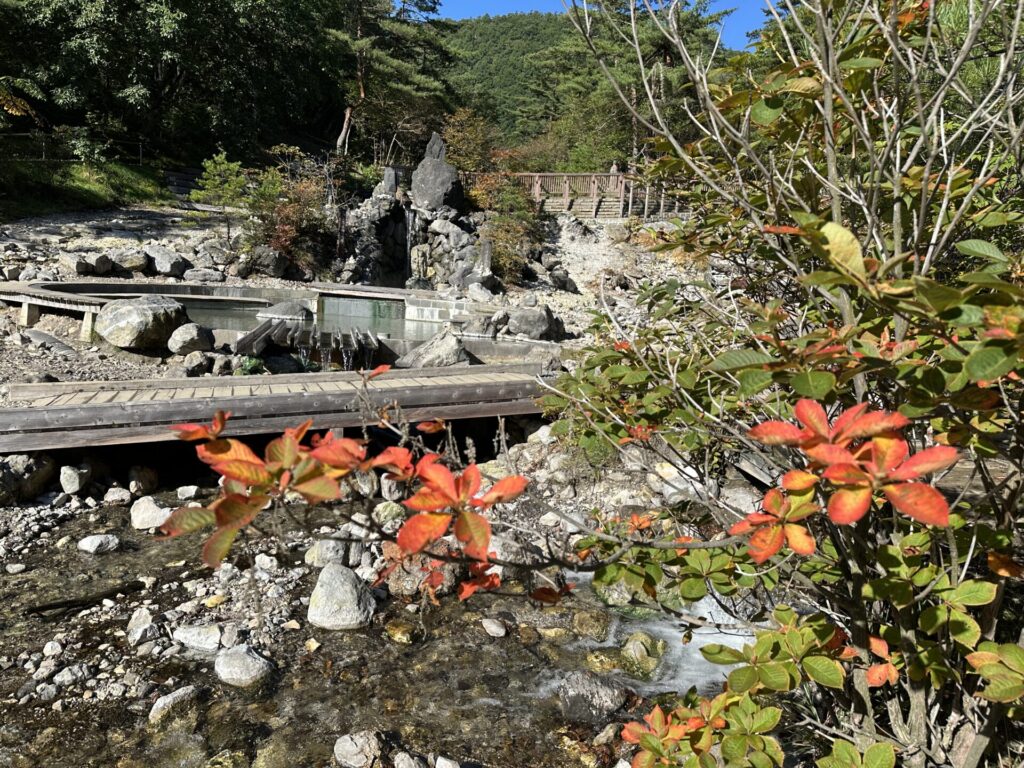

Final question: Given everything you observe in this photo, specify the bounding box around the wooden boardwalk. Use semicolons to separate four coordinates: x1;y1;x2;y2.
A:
0;365;545;453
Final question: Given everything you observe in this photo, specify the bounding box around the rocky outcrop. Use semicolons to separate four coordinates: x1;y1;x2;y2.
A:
411;133;464;212
340;193;409;286
0;453;56;506
236;245;287;279
95;295;188;350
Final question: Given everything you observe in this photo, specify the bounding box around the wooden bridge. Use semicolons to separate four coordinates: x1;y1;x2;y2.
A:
0;364;545;453
459;172;685;220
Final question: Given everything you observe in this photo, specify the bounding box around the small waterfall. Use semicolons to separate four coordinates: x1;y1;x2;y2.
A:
404;205;418;281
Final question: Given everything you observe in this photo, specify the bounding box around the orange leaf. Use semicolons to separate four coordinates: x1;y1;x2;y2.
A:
822;463;871;485
869;636;890;659
747;525;785;563
403;488;456;512
747;421;805;445
197;438;262;467
416;419;446;434
883;482;949;527
795;399;830;438
363;446;414;480
396;512;452;553
310;436;366;469
172;410;231;442
887;446;959;482
160;506;216;537
293;474;341;504
456;571;500;601
212;460;274;487
454;509;491;561
473;475;529;507
365;364;391;380
784;524;816;556
866;661;899;687
987;551;1024;579
210;494;266;529
763;224;805;235
621;722;650;745
457;464;482;502
827;486;873;524
829;402;869;440
804;443;857;466
202;527;240;568
415;455;458;503
839;411;910;440
782;470;819;491
265;433;301;470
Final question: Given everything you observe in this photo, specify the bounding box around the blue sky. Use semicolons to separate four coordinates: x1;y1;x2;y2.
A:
438;1;765;49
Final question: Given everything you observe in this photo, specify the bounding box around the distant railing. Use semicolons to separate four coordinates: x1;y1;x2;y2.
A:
459;172;684;220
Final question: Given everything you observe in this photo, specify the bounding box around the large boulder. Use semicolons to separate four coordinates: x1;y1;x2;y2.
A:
182;267;225;283
237;245;287;278
394;328;469;368
168;324;214;355
95;295;187;350
145;244;190;277
0;453;56;505
411;133;464;212
108;247;150;274
506;304;555;340
557;672;629;724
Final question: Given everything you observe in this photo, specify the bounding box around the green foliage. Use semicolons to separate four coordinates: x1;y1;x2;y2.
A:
470;174;545;285
190;151;247;239
442;107;498;172
0;160;168;221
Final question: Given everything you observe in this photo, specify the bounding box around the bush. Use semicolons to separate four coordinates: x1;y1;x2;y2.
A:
469;173;545;285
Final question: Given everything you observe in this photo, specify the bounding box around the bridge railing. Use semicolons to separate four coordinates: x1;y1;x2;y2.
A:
457;171;684;220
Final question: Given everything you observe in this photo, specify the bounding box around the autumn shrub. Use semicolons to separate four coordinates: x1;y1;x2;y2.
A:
543;1;1024;765
468;173;546;285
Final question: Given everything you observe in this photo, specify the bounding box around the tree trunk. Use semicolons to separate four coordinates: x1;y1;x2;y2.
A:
336;106;354;154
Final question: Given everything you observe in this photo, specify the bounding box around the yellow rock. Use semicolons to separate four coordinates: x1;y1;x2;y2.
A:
304;638;321;653
204;594;228;608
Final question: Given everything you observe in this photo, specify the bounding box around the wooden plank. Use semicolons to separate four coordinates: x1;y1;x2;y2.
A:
0;398;543;453
113;390;137;403
89;391;118;404
7;363;546;400
172;388;195;400
194;388;215;399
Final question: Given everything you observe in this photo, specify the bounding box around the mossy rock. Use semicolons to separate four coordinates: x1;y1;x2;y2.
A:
585;649;621;674
620;630;666;680
571;610;612;642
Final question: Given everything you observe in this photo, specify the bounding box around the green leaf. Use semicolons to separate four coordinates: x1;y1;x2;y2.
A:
978;674;1024;703
720;734;749;762
751;98;784;126
914;277;964;312
803;655;846;689
965;344;1018;382
679;577;708;601
920;604;950;634
840;57;884;70
821;223;866;279
710;349;776;372
729;665;760;692
790;370;837;398
749;706;782;733
956;240;1006;262
780;76;822;96
738;369;774;397
700;643;747;664
953;580;998;607
999;644;1024;675
758;662;794;691
948;609;982;647
863;743;896;768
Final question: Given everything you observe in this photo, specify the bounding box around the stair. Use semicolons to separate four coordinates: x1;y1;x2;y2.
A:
164;168;202;199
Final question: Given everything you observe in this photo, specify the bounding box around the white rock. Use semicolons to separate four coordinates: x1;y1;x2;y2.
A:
434;758;461;768
481;618;506;638
176;485;200;501
148;685;197;724
254;553;278;571
59;464;91;495
172;624;221;653
77;534;119;554
103;487;132;506
42;641;63;657
304;539;348;568
333;730;382;768
214;644;273;688
5;564;26;575
130;496;171;529
392;752;426;768
307;563;376;630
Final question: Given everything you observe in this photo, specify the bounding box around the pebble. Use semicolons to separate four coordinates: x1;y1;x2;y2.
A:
148;685;198;724
176;485;200;500
103;487;132;506
434;758;461;768
214;644;273;688
481;618;506;638
59;464;91;495
5;563;26;574
392;753;426;768
42;641;62;657
77;534;119;554
127;607;159;647
303;539;347;568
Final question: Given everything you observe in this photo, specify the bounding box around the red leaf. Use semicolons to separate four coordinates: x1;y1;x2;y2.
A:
868;436;910;475
621;722;650;745
839;411;910;440
804;443;857;466
454;510;491;561
887;446;959;482
763;224;805;235
265;433;301;469
472;475;530;507
286;418;314;444
761;488;788;517
310;436;366;470
784;524;816;556
457;464;482;502
747;421;805;445
365;364;391;380
827;486;873;524
882;482;950;527
747;525;785;563
869;636;890;659
795;399;830;438
829;402;869;441
782;470;819;491
415;455;458;504
172;410;230;442
212;460;274;487
396;512;452;553
363;446;414;480
456;571;500;601
529;587;567;604
210;494;265;529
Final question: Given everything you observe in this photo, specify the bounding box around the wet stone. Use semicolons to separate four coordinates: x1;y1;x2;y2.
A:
333;730;382;768
77;534;119;554
306;563;375;630
214;644;273;688
149;685;198;725
173;624;222;653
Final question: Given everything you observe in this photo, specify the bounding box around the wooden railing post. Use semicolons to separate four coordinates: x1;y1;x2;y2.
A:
563;175;570;210
617;174;625;217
